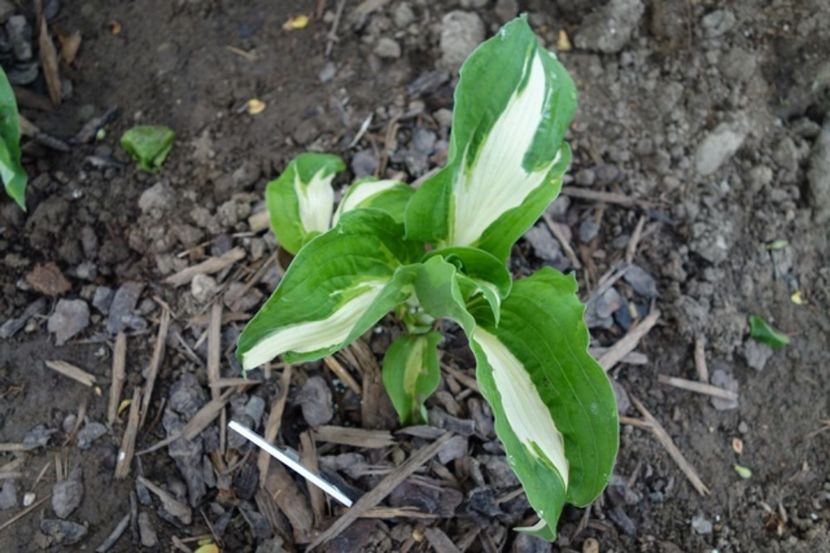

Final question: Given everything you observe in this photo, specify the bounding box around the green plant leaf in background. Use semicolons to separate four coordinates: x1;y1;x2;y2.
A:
237;209;423;370
749;315;790;349
332;177;414;225
469;268;619;536
265;153;345;255
0;67;27;209
120;125;176;172
405;16;577;261
382;331;442;425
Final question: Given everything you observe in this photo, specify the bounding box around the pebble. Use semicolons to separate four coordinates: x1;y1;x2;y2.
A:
574;0;645;54
168;372;208;419
807;120;830;223
437;435;468;464
695;121;748;176
624;264;658;297
351;148;378;177
297;376;334;427
596;287;623;319
6;61;38;85
318;61;336;83
374;37;401;59
574;168;596;186
524;224;564;265
191;273;217;303
107;282;144;335
439;11;485;72
494;0;519;23
595;163;621;185
47;299;90;345
40;519;88;546
0;480;17;510
51;468;83;518
511;533;552;553
138;180;176;215
138;512;158;547
691;513;713;534
77;421;107;450
23;424;55;449
710;363;739;410
5;15;32;61
720;47;758;82
743;339;773;371
701;9;736;38
393;2;415;28
578;218;600;243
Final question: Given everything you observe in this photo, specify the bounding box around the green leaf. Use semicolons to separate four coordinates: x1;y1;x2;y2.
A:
266;153;345;255
120;125;176;172
405;16;576;261
236;209;422;369
0;67;27;210
469;268;618;537
413;256;477;333
748;315;790;349
333;177;414;225
382;331;442;425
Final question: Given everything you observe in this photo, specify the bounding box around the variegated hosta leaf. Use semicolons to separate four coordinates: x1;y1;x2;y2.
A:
265;153;345;255
236;210;422;370
405;16;577;261
469;268;619;537
332;177;414;226
382;331;442;425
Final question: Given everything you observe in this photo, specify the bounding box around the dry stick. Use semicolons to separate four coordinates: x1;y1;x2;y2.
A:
313;426;395;449
138;389;234;455
164;247;246;287
424;527;462;553
0;444;26;453
107;332;127;425
299;431;325;527
352;340;387;429
560;186;647;208
658;375;738;401
0;494;51;532
225;252;278;311
139;307;171;428
598;310;661;371
114;388;142;479
441;364;479;394
258;365;293;485
625;214;648;264
360;507;437;519
322;356;361;395
206;302;226;453
307;432;453;550
631;396;709;496
324;0;347;57
44;360;96;387
694;334;709;383
542;213;581;270
95;513;130;553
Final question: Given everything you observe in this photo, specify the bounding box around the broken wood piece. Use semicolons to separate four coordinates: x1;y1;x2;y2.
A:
300;431;326;527
441;364;479;394
542;213;582;269
248;210;270;233
258;365;293;485
139;306;171;427
360;507;437;519
37;15;61;106
137;476;192;525
207;303;223;400
624;214;648;264
94;512;130;553
631;396;709;496
107;332;127;425
0;494;51;532
114;388;141;479
313;426;395;449
588;348;647;366
560;186;648;208
694;334;709;383
138;390;233;455
658;374;738;401
262;458;314;544
306;432;453;550
598;309;660;371
44;360;96;387
323;356;361;395
164;247;246;287
424;527;462;553
350;340;390;429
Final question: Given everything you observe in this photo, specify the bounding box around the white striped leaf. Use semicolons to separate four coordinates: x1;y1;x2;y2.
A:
266;153;345;255
237;210;422;369
405;16;576;261
381;332;442;425
333;177;414;226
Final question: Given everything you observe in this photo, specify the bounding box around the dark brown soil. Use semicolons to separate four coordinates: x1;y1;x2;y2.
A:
1;1;828;552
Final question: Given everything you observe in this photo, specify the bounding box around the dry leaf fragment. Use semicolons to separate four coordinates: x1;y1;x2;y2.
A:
57;29;82;64
38;18;62;106
283;14;309;31
247;98;266;115
731;437;743;455
26;262;71;296
557;30;572;52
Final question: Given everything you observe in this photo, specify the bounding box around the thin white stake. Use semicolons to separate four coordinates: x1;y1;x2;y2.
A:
228;420;353;507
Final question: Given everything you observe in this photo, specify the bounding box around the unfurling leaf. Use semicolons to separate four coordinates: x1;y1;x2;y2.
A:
0;67;27;209
333;177;414;225
265;153;345;255
748;315;790;349
120;125;175;172
405;16;576;261
382;332;442;425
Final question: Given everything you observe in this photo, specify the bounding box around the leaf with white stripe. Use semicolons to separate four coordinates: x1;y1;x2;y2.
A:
382;332;442;425
333;177;414;225
265;153;345;255
469;267;618;535
237;210;422;369
405;16;576;261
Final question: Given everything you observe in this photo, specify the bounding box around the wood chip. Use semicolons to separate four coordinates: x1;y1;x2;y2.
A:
248;210;270;233
542;213;582;270
207;303;222;401
598;309;660;371
44;360;96;387
0;443;26;453
37;16;61;106
631;396;709;496
307;432;453;550
263;460;314;543
258;365;293;485
164;247;246;287
350;340;390;429
360;507;437;519
299;431;325;527
323;356;361;395
694;334;709;382
424;527;462;553
137;476;192;525
25;262;70;296
658;374;739;401
625;214;648;264
57;29;82;65
114;388;141;479
139;306;170;427
107;332;127;425
313;426;395;449
560;186;648;208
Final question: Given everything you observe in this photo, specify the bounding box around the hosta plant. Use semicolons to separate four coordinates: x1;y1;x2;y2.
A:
237;16;618;540
0;66;27;210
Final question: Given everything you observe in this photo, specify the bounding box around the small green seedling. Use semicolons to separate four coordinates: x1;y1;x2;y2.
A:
237;17;618;540
749;315;790;349
120;125;175;172
0;67;27;210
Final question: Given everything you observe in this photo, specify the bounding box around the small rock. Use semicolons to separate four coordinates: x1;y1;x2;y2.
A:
40;519;88;546
191;273;217;303
297;376;333;427
26;262;71;296
5;15;32;61
624;264;658;297
23;424;56;450
138;512;158;547
107;282;144;335
437;435;468;464
595;163;620;184
609;505;637;536
318;61;336;83
695;121;748;176
574;0;645;54
138;181;176;215
23;491;36;507
691;513;713;534
51;468;83;518
710;362;739;410
720;47;757;82
0;480;17;510
244;396;266;426
511;532;551;553
292;119;318;145
92;287;114;314
256;537;286;553
578;218;600;243
48;299;90;345
351;148;378;177
374;37;401;59
168;372;208;419
6;61;38;85
494;0;519;23
439;11;485;73
76;422;107;450
807;120;830;223
701;9;736;38
574;168;596;186
611;379;631;415
596;287;623;319
524;224;565;265
393;3;415;28
743;339;773;371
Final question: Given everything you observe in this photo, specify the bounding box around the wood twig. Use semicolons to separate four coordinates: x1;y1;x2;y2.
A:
114;388;141;479
0;494;51;532
560;186;648;208
323;356;361;395
107;332;127;425
658;375;738;401
625;214;648;263
694;334;709;382
542;213;581;269
258;365;293;485
139;306;171;427
299;431;325;527
138;389;233;455
598;310;660;371
313;426;395;449
44;360;96;387
164;247;246;287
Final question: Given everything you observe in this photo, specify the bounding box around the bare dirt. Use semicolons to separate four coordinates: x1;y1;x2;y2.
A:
1;0;829;552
